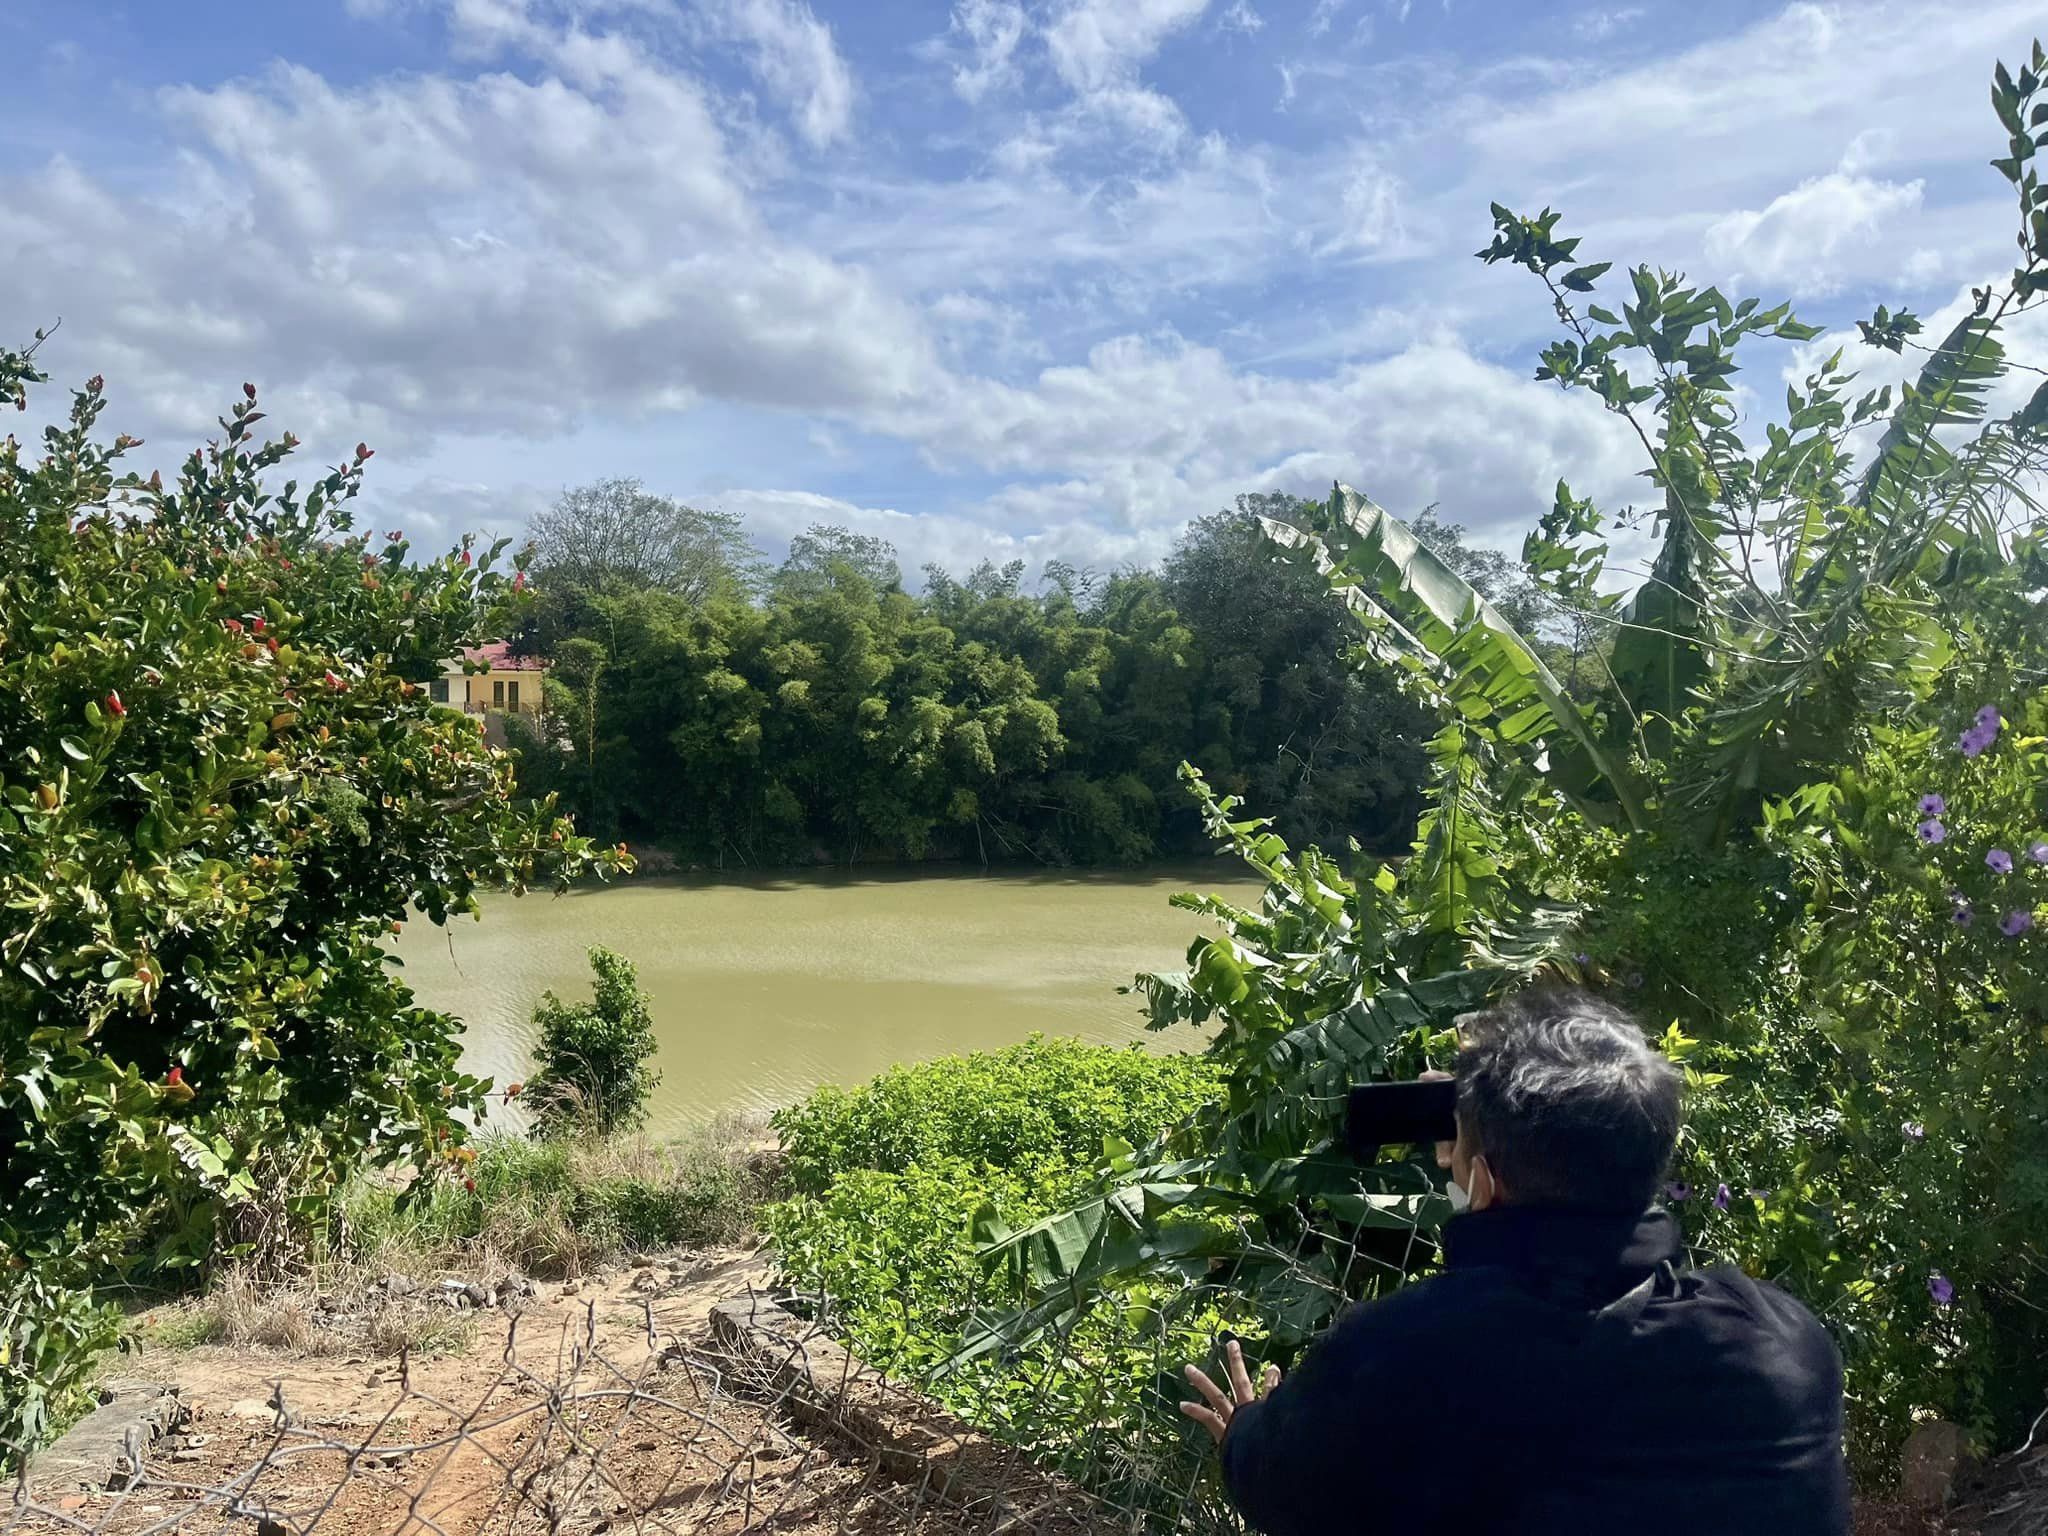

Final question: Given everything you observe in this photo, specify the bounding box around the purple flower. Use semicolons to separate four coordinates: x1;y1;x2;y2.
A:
1713;1183;1732;1212
1665;1182;1691;1204
1902;1121;1925;1142
1987;848;2014;874
1961;726;1993;757
1573;952;1591;966
1953;902;1975;927
1975;705;2003;731
1918;794;1946;816
1918;819;1947;845
2029;841;2048;865
1928;1272;1956;1307
2002;909;2034;938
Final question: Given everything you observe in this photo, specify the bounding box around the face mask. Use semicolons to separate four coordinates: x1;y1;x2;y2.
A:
1446;1174;1471;1213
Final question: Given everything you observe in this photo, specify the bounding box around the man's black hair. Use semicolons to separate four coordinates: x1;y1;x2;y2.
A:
1453;986;1681;1213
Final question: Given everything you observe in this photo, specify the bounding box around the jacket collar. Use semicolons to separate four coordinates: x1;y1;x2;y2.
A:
1440;1204;1679;1282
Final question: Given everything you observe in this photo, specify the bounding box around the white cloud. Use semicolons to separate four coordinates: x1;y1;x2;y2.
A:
1220;1;1265;36
697;0;855;148
1571;7;1643;42
1471;1;2043;201
4;33;930;457
1318;147;1409;257
943;0;1028;103
1704;170;1925;295
1044;0;1209;93
1308;0;1347;37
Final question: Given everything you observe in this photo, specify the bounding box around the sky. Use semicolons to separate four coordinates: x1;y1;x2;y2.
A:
4;0;2045;585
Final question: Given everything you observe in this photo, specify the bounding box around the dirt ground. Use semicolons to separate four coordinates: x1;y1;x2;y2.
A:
20;1248;1049;1536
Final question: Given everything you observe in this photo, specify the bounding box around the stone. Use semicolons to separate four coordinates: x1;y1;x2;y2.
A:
1899;1419;1968;1510
381;1273;417;1298
26;1386;180;1491
462;1281;492;1309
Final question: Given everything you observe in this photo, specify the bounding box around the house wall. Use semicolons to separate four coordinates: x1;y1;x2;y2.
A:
432;666;546;715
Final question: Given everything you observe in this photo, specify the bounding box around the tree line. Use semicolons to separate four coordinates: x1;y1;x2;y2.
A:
506;479;1581;866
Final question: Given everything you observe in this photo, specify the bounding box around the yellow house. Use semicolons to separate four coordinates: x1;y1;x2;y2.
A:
434;643;549;718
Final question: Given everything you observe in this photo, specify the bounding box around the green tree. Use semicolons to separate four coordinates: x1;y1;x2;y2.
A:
529;947;661;1136
0;350;621;1449
528;477;762;601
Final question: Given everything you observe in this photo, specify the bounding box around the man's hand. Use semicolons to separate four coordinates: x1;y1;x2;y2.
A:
1180;1338;1281;1445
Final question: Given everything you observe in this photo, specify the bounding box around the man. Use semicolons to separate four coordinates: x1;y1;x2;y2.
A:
1181;987;1850;1534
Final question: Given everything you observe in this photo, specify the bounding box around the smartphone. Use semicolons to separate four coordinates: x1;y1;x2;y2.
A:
1345;1078;1458;1160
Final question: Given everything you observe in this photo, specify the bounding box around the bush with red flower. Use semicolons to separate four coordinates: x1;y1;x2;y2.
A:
0;344;626;1451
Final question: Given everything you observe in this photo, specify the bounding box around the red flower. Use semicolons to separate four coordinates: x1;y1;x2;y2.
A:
355;442;373;462
463;1177;477;1193
513;570;527;591
459;549;472;567
243;382;257;401
224;618;243;633
252;617;266;634
279;559;293;570
324;670;347;692
166;1066;184;1086
105;691;126;717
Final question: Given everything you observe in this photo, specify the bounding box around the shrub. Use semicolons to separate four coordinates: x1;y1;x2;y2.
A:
766;1041;1230;1503
0;348;621;1455
529;947;662;1136
774;1035;1221;1195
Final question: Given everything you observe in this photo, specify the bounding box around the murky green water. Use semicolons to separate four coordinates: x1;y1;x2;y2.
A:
393;864;1264;1134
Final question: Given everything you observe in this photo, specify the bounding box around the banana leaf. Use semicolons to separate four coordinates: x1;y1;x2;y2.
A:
1266;484;1647;829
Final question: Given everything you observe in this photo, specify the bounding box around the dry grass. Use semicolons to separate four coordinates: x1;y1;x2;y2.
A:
347;1114;778;1282
144;1264;478;1360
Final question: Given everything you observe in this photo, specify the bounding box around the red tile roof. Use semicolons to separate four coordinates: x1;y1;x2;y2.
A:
463;642;550;672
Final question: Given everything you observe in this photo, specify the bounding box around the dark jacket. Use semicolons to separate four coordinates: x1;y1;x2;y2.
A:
1221;1205;1849;1535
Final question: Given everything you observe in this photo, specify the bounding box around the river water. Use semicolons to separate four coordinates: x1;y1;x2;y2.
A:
392;864;1265;1135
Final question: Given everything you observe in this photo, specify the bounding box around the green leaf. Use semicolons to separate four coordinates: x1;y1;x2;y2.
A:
1264;487;1647;829
1560;262;1612;292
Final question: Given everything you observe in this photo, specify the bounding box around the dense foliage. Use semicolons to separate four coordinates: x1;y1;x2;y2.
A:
529;946;662;1136
807;45;2048;1486
768;1040;1230;1503
0;348;619;1450
506;499;1545;867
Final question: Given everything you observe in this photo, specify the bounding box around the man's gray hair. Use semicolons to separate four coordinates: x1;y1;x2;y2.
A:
1453;986;1682;1213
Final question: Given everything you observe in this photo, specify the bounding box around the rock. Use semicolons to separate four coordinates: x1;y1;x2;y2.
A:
558;1281;580;1297
462;1281;492;1310
629;1270;663;1295
631;1256;654;1270
228;1398;284;1422
1900;1419;1968;1510
381;1273;417;1298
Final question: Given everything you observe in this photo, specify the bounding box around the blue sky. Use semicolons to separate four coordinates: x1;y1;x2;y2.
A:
4;0;2044;582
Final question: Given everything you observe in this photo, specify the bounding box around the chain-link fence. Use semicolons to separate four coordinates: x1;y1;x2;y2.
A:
8;1283;1236;1536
